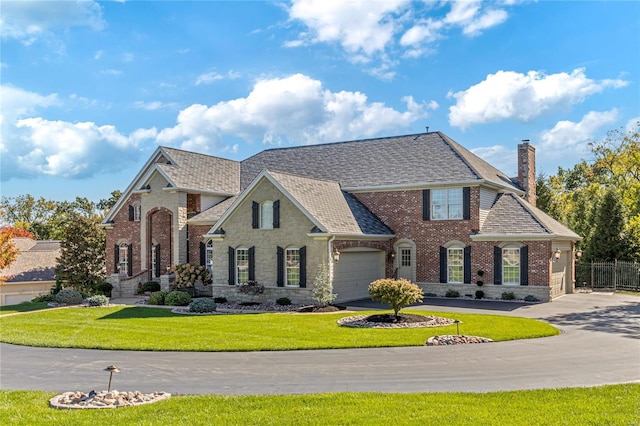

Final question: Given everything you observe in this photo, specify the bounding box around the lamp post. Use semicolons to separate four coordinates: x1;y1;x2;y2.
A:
104;365;120;392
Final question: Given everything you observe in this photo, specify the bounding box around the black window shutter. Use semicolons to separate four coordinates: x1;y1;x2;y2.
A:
439;246;447;283
248;246;255;281
228;247;235;285
463;187;471;220
127;244;133;276
128;205;134;221
114;244;119;273
199;242;206;266
252;201;259;229
464;246;471;284
299;246;307;288
155;245;161;278
494;246;502;285
520;246;529;286
277;246;284;287
423;190;431;221
273;200;280;228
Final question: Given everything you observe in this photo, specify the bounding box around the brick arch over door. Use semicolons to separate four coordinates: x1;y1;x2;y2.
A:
147;207;172;278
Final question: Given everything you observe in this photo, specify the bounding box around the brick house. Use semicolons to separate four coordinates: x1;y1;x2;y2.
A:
101;131;580;302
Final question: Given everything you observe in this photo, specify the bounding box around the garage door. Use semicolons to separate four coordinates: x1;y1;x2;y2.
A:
333;249;385;303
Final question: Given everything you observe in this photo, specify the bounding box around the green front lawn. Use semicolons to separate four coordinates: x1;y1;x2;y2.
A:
0;306;558;351
0;302;51;315
1;384;638;425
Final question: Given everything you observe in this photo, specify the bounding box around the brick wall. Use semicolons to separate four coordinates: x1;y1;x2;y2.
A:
105;194;141;276
148;207;172;274
187;224;213;265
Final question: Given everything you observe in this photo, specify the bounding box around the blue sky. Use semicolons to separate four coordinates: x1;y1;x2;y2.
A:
1;0;639;203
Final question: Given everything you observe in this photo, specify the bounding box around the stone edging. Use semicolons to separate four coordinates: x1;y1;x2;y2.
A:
337;315;455;329
49;390;170;409
426;335;494;345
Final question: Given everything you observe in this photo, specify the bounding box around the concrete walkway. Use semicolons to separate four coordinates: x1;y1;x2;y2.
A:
0;293;638;395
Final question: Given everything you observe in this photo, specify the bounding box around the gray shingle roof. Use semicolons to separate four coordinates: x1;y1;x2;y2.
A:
240;132;520;191
268;170;392;236
2;239;61;282
189;196;237;224
159;147;240;194
478;194;581;239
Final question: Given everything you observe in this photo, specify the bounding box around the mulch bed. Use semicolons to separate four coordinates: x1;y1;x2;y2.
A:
296;305;347;313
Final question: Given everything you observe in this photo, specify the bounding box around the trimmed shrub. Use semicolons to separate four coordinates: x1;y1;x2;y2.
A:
445;290;460;298
423;292;438;297
55;289;83;305
32;294;56;303
524;295;540;302
189;298;217;313
94;281;113;297
368;278;423;320
501;291;516;301
475;290;485;299
148;291;168;305
476;280;484;286
213;297;228;304
87;295;109;307
141;281;161;293
276;297;292;306
165;290;192;306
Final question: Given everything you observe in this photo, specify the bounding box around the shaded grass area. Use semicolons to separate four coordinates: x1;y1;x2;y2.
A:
0;302;51;315
0;306;558;351
1;385;638;425
616;291;640;296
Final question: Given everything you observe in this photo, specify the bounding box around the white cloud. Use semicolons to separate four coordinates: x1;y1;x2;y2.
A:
195;70;240;85
287;0;515;78
427;100;439;110
471;145;517;174
157;73;427;152
101;68;122;76
448;68;628;129
94;50;103;60
133;100;179;111
287;0;408;57
625;116;640;133
0;0;105;45
539;110;619;158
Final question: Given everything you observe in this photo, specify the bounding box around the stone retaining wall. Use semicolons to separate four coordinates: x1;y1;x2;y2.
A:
419;282;551;302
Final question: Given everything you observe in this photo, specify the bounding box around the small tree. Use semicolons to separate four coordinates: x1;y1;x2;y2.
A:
0;231;18;283
311;264;336;307
369;278;423;320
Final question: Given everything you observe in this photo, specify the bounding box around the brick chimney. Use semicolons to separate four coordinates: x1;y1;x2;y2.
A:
517;140;536;206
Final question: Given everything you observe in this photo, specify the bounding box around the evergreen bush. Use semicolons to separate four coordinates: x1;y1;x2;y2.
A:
55;289;83;305
165;290;192;306
189;298;217;313
87;295;109;307
148;291;168;305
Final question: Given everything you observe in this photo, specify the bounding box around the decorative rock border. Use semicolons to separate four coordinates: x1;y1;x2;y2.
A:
426;335;493;346
49;390;170;409
338;315;455;329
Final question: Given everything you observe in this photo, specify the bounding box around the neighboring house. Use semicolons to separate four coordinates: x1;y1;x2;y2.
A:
101;131;580;303
0;238;60;306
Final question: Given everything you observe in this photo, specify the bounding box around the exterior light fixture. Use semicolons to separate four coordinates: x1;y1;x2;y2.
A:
166;265;171;274
454;320;460;335
390;251;396;261
104;365;120;392
575;249;583;259
332;249;340;263
553;249;562;262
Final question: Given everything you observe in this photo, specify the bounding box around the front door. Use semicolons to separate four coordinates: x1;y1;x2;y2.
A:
396;247;413;281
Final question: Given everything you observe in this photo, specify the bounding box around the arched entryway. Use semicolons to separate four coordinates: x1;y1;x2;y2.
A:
394;239;416;282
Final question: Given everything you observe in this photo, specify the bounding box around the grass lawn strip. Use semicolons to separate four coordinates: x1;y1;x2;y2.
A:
0;302;52;316
0;306;558;351
0;384;637;425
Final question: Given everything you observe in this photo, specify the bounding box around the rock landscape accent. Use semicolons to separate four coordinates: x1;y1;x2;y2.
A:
338;314;455;329
426;335;494;345
49;390;171;409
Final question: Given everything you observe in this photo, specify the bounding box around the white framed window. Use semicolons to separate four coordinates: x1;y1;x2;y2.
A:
236;247;249;284
400;248;411;267
151;245;157;278
285;248;300;287
133;203;141;222
205;240;214;277
119;243;129;276
431;188;463;220
503;248;520;285
260;201;273;229
447;247;464;283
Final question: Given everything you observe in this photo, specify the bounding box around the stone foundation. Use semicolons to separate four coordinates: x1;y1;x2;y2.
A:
418;282;551;302
208;283;314;305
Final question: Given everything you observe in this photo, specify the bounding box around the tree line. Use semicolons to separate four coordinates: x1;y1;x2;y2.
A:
536;123;640;263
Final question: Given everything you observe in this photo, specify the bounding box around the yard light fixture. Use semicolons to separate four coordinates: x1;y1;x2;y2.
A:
333;249;340;263
454;320;460;335
104;365;120;392
575;249;583;259
553;249;562;262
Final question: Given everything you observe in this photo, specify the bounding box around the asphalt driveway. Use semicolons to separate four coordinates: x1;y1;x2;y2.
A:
0;293;638;395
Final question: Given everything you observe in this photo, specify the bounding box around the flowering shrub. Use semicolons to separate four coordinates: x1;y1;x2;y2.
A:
174;263;211;288
237;280;264;295
87;295;109;307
